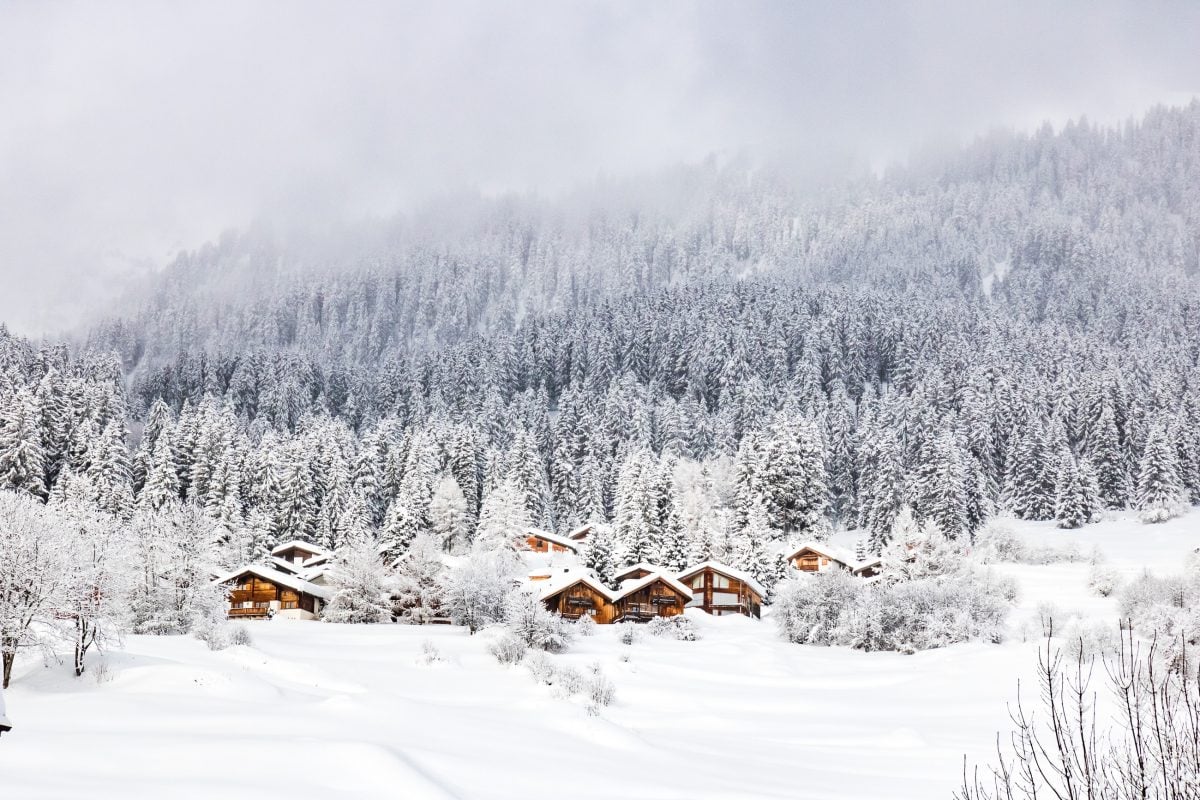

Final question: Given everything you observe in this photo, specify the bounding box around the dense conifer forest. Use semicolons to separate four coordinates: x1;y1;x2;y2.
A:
4;102;1200;596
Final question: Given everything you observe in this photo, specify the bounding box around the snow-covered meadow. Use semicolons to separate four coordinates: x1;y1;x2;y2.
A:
2;512;1196;800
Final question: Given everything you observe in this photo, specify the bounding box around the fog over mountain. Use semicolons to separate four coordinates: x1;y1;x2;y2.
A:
2;0;1199;334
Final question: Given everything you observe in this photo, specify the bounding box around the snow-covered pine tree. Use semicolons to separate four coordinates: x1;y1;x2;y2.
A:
322;530;393;624
1136;421;1186;524
1053;451;1098;529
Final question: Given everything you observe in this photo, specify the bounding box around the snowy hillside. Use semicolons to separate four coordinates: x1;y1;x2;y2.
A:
4;513;1195;800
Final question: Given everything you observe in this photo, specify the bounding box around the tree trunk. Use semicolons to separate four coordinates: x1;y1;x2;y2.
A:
2;651;13;689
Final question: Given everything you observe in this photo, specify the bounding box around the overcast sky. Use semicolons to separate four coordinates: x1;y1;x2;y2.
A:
2;1;1198;335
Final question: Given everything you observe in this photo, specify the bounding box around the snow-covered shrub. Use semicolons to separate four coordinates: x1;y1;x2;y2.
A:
775;538;1014;652
554;665;586;697
974;521;1024;564
574;614;597;637
523;651;555;684
503;592;571;653
488;631;528;665
419;640;442;665
1057;617;1119;663
195;621;251;651
439;547;521;634
644;615;699;641
391;534;446;624
1118;572;1186;621
586;665;615;714
974;521;1084;565
617;624;641;646
773;569;861;646
1088;562;1122;597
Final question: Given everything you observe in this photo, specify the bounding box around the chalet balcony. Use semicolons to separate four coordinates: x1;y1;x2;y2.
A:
227;607;271;618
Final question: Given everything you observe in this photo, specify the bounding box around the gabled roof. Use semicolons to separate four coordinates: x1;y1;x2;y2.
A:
525;529;580;554
853;556;884;574
537;573;616;603
612;572;693;601
269;557;306;575
214;564;332;601
675;560;767;599
567;524;594;540
270;540;329;558
785;541;854;566
613;562;666;580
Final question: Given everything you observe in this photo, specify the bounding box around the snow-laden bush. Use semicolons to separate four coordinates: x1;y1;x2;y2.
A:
574;614;597;637
488;631;528;665
617;624;641;646
776;532;1015;652
418;639;443;665
975;522;1083;565
503;592;571;653
523;650;555;683
554;665;586;697
586;663;616;714
195;621;252;651
646;615;699;641
440;547;521;634
1057;617;1119;663
1088;562;1122;597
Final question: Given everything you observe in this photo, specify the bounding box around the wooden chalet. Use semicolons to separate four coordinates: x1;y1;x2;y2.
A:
271;540;329;566
539;575;616;624
525;529;579;555
611;574;692;624
217;565;330;621
676;561;764;618
786;542;853;574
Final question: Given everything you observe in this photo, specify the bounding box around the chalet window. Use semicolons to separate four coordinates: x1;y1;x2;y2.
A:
690;575;705;589
254;601;269;609
283;601;297;609
713;575;731;589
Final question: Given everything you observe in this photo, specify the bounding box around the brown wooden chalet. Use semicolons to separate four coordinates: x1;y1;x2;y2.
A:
525;529;579;555
539;575;616;624
676;561;764;618
611;574;692;623
786;542;853;574
217;565;330;620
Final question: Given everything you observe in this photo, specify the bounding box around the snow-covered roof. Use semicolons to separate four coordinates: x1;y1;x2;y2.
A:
525;529;580;554
536;572;616;603
613;562;666;581
214;564;332;601
785;541;854;566
270;540;329;558
567;524;594;540
612;572;693;601
675;560;767;599
269;557;306;575
853;557;884;574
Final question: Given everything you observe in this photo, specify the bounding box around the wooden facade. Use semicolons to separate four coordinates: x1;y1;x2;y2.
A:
525;530;579;555
787;545;852;574
678;564;763;618
227;574;317;618
541;578;615;624
612;577;690;624
219;566;327;620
